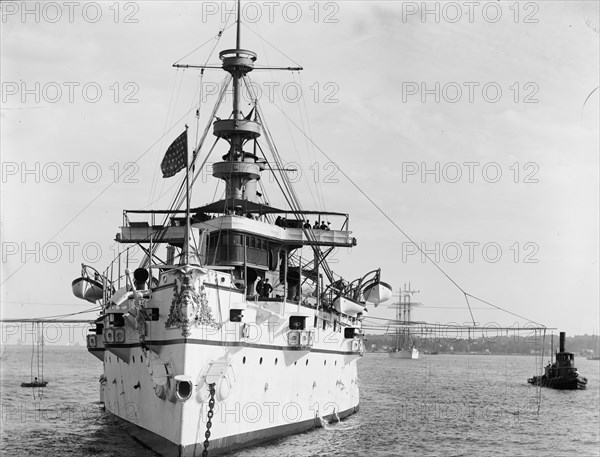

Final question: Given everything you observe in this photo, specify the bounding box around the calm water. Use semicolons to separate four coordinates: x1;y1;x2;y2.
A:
1;346;598;456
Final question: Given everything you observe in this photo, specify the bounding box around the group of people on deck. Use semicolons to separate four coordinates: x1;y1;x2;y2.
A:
304;220;330;230
255;277;273;298
274;216;330;230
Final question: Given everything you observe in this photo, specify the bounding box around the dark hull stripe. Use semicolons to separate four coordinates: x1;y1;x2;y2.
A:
121;405;358;457
101;338;358;355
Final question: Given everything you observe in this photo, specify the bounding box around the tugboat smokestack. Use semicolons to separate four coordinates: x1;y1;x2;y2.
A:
559;332;566;353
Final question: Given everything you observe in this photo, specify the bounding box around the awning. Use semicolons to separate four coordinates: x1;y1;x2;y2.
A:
191;198;347;217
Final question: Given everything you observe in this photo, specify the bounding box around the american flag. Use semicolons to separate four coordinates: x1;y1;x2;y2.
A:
161;130;187;178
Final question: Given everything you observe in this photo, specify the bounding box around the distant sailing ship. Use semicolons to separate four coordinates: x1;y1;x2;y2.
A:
72;4;393;456
528;332;588;390
389;285;420;360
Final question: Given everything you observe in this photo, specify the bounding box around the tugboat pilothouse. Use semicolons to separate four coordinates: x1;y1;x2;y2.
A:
73;4;392;456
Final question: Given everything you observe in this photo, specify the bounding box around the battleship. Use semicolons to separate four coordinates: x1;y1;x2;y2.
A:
72;4;392;456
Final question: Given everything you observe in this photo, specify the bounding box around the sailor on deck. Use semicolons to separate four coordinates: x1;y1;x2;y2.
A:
263;279;273;298
256;277;264;296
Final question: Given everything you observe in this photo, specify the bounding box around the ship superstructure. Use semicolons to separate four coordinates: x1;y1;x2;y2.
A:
73;4;391;456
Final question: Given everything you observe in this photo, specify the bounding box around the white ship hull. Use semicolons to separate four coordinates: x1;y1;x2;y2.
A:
389;348;419;359
102;344;359;456
90;267;364;456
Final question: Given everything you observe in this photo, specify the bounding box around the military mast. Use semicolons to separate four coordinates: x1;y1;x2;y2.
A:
211;0;263;207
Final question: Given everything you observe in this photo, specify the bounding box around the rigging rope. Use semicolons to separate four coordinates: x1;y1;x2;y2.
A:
40;323;44;385
29;322;34;382
536;328;546;414
148;68;187;209
296;70;327;213
1;106;198;288
266;99;545;328
20;306;102;321
240;22;303;69
245;78;336;283
173;23;235;67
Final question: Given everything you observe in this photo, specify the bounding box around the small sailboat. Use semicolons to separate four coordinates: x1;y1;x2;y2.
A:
21;377;48;388
21;322;48;389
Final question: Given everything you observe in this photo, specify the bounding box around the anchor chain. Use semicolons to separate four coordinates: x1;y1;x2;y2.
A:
202;383;216;457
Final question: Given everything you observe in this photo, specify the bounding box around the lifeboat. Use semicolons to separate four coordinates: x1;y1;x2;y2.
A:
362;280;393;305
72;264;105;303
333;296;366;316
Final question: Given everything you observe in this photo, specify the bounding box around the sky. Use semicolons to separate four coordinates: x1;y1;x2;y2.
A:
1;1;599;342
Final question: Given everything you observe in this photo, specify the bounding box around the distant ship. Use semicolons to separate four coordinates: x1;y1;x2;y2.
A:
389;285;420;360
587;334;600;360
391;347;419;359
72;3;393;456
528;332;587;390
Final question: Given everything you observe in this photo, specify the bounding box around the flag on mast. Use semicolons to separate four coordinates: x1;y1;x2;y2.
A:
161;130;187;178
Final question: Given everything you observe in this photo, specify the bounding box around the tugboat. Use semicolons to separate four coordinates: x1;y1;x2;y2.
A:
528;332;588;390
